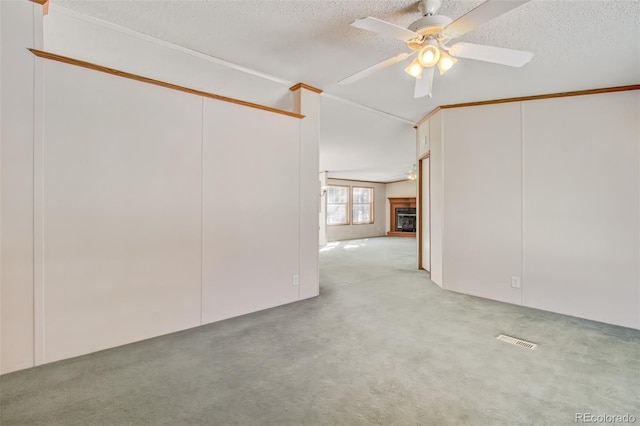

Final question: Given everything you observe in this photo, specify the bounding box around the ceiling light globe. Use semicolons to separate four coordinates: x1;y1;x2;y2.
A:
409;64;422;77
418;45;440;67
440;57;453;71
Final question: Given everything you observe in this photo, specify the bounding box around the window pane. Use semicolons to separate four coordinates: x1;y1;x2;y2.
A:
327;186;347;203
352;188;371;204
327;205;347;224
352;205;371;224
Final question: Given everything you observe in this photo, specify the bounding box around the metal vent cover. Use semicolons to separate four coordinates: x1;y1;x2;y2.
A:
496;334;537;350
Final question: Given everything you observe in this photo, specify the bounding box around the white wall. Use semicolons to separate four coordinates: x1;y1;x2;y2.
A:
521;92;639;329
443;103;523;305
427;111;444;287
426;91;639;329
201;100;301;323
325;179;386;241
385;180;417;233
43;6;293;112
293;87;321;300
1;16;319;372
1;0;41;374
417;118;430;159
40;61;204;363
319;172;327;246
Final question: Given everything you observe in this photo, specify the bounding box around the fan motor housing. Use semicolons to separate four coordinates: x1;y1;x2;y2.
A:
408;15;452;37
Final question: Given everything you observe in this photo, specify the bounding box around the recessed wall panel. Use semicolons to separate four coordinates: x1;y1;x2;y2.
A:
42;62;203;363
0;0;37;374
442;104;522;304
522;92;639;329
428;112;444;286
202;100;301;324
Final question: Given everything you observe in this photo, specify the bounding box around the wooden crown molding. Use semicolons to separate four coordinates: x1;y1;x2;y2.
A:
414;107;441;128
328;177;388;185
414;84;640;128
386;178;415;184
29;49;305;120
328;177;413;185
289;83;323;94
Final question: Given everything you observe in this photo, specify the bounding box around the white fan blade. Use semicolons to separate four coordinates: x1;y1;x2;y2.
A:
339;52;413;85
352;17;424;42
414;66;435;99
449;42;533;67
443;0;531;39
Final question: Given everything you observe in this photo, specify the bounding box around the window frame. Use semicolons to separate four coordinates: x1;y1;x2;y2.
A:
326;184;350;226
351;186;374;225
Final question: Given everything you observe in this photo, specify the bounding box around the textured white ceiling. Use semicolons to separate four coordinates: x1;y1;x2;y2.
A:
53;0;640;181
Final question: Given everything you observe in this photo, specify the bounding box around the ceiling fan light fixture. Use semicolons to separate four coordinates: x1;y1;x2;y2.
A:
408;164;418;180
437;51;457;75
418;44;440;67
405;58;423;78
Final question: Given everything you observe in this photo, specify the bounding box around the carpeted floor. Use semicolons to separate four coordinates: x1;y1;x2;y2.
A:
1;237;639;425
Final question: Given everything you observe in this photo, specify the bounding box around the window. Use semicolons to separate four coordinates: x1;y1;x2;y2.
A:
352;187;374;224
326;185;349;225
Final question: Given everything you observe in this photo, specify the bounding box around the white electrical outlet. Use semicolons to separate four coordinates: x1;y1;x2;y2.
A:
511;276;521;289
292;275;299;286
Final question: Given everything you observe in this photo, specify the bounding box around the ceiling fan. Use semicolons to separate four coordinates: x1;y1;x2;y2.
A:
339;0;534;98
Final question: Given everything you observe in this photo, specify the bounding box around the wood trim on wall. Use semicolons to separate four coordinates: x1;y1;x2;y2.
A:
417;161;423;269
328;177;411;185
29;49;306;120
414;107;441;129
385;178;414;184
289;83;323;94
417;154;429;270
414;84;640;128
418;154;431;271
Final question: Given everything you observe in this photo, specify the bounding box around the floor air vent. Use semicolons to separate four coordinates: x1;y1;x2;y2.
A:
496;334;537;350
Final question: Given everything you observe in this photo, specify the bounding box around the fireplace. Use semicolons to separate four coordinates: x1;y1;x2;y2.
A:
396;208;416;232
387;197;417;237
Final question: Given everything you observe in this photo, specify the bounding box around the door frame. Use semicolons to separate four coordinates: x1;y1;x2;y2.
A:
417;152;430;271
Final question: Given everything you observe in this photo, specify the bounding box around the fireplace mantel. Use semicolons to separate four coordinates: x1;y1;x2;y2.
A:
388;197;416;237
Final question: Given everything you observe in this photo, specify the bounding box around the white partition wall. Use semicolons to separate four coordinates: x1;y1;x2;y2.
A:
422;90;640;329
291;85;321;300
428;112;444;287
443;104;523;305
1;45;317;373
1;0;42;373
201;100;301;323
40;62;204;363
522;92;639;328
